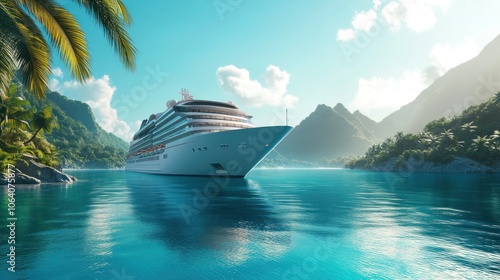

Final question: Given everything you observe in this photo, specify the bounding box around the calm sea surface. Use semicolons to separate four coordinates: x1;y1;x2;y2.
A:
1;169;499;279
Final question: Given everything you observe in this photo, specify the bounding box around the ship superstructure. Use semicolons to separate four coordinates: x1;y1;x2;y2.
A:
126;89;292;177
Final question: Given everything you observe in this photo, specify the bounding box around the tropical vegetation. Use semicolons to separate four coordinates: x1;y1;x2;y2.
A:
24;105;58;144
1;0;136;173
0;0;136;98
0;84;59;169
346;92;500;169
1;86;127;171
25;90;128;169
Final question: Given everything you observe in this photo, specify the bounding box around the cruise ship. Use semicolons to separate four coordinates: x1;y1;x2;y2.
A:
125;89;292;177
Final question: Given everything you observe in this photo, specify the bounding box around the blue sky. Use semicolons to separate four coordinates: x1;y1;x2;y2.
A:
48;0;500;141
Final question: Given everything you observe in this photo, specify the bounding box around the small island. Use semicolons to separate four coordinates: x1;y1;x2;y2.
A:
346;93;500;173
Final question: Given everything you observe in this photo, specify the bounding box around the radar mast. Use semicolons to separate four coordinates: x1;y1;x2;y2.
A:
179;88;193;100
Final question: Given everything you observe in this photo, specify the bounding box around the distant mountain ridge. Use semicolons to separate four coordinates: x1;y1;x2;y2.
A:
46;92;99;133
26;91;128;168
353;110;377;132
275;34;500;165
275;103;378;162
375;34;500;138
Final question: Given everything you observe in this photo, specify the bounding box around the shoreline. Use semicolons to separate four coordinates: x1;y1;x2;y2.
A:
349;156;500;174
1;155;76;185
4;161;500;186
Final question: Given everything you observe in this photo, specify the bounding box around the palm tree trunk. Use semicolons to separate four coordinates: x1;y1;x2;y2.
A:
24;128;41;144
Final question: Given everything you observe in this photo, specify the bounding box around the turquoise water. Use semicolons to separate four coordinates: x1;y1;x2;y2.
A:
1;169;499;279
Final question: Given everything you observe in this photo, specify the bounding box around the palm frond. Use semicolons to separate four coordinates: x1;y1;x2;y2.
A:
33;105;58;132
1;0;51;98
108;0;133;25
73;0;137;70
0;3;17;99
17;0;91;82
0;83;32;130
0;39;14;84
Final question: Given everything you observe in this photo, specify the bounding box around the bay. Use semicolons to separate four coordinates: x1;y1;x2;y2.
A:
1;169;499;279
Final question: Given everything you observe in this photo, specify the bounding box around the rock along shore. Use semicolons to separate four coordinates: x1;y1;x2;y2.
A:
0;155;76;185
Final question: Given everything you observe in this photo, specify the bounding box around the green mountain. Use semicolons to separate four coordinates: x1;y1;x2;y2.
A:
25;91;128;168
275;103;378;163
376;34;500;139
347;93;500;170
46;92;100;133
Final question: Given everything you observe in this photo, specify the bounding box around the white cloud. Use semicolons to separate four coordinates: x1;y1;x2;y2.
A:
425;39;480;79
336;28;356;42
349;70;427;120
381;2;405;31
49;68;64;91
216;65;298;108
337;0;451;41
350;39;480;120
49;78;61;92
386;0;450;33
336;9;378;42
51;67;64;78
352;10;377;32
59;75;134;141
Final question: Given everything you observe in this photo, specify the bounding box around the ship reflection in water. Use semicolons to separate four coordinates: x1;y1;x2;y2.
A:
126;171;294;268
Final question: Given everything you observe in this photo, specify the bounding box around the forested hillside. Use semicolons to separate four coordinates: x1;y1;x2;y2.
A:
347;93;500;170
25;92;128;168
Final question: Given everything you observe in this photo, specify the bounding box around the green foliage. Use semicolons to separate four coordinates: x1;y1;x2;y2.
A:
25;91;128;168
24;105;59;144
45;91;98;132
0;84;33;134
1;86;127;171
0;127;59;171
0;0;136;98
0;85;59;171
0;138;24;171
347;93;500;169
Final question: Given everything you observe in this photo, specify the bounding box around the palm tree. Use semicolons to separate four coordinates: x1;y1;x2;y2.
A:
0;84;32;136
440;129;454;141
489;130;500;160
491;130;500;140
0;0;136;98
460;121;477;134
24;106;59;144
492;92;500;106
471;136;490;154
420;132;440;148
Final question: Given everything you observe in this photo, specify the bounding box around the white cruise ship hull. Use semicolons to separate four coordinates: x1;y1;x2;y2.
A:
125;126;292;177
